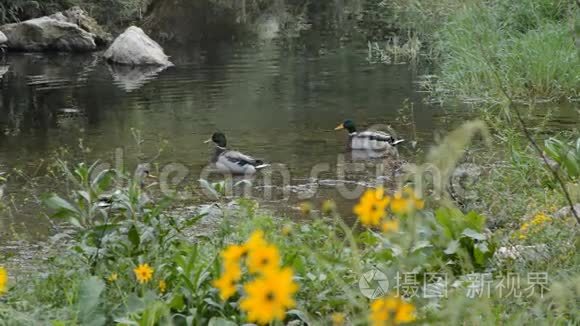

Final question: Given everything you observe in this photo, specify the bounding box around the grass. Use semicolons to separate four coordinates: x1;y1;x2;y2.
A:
365;0;579;103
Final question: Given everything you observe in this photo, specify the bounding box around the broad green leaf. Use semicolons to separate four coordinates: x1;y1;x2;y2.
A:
208;318;237;326
411;240;432;252
435;208;456;239
464;211;486;231
287;310;310;323
444;240;460;255
45;194;80;214
126;293;145;314
474;242;489;266
168;294;185;310
461;228;486;241
77;276;106;326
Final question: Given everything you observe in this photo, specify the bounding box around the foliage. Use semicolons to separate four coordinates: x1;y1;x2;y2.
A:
544;136;580;181
0;0;150;27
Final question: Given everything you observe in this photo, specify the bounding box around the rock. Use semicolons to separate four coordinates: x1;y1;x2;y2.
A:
0;7;110;52
54;6;112;46
0;16;96;52
554;204;580;219
495;244;549;261
103;26;173;66
0;31;7;44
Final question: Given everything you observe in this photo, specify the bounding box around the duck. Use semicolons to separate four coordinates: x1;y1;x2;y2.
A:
97;164;156;209
334;119;404;152
205;132;269;175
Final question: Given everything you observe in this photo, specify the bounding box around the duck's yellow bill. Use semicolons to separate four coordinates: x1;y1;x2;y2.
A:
147;174;158;179
334;124;344;130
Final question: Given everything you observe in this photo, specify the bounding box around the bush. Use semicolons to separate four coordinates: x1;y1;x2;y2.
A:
0;0;149;27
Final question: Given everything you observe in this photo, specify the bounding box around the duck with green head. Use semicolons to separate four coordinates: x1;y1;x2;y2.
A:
205;132;269;175
97;163;156;209
335;119;404;152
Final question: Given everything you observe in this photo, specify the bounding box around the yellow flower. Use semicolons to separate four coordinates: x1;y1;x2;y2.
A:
245;230;268;252
213;272;238;301
299;202;313;215
370;295;416;325
331;312;346;325
158;280;167;294
222;244;247;266
0;266;8;295
531;213;551;225
391;187;424;215
240;267;299;325
281;224;293;236
520;222;530;231
224;262;242;281
381;220;399;233
354;188;390;227
134;263;154;284
247;244;280;274
107;272;118;283
322;200;337;215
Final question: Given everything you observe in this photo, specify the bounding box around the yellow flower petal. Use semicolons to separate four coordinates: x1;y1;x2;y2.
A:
247;244;280;274
240;267;298;325
133;264;154;284
381;220;399;233
0;266;8;295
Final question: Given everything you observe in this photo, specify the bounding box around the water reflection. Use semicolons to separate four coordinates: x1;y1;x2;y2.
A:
0;65;8;79
109;64;169;92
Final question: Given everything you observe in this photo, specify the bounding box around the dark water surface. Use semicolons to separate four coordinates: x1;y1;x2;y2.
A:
0;40;578;240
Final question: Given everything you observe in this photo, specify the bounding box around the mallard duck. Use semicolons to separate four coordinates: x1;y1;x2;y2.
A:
205;132;269;175
97;164;156;209
335;119;404;151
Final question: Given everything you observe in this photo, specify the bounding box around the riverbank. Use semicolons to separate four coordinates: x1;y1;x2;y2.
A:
0;138;578;324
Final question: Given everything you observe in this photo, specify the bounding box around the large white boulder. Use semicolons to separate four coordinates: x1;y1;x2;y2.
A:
103;26;173;66
0;31;7;44
54;6;113;46
0;16;96;52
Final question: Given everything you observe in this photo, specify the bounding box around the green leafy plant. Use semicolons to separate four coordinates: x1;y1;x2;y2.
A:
544;137;580;181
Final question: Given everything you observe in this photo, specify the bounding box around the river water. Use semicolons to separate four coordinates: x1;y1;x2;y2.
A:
0;40;578;241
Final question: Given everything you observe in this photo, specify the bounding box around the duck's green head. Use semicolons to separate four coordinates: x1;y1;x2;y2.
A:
205;132;227;147
335;120;357;133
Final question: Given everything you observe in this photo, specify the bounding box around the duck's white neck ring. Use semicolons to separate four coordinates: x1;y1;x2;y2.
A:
349;132;357;136
216;145;227;150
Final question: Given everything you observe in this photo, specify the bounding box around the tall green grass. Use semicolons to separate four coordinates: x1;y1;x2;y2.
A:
374;0;578;102
437;17;578;101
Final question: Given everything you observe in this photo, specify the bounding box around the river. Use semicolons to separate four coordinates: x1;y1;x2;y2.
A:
0;39;578;242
